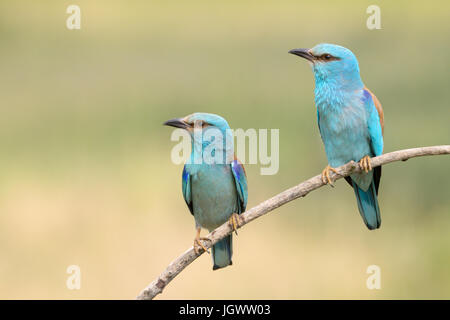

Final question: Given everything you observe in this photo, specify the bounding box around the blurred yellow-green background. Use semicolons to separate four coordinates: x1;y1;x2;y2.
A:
0;0;449;299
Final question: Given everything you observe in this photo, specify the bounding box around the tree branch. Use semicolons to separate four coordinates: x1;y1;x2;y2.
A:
136;145;450;300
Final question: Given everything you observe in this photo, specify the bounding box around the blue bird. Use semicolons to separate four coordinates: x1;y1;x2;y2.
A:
164;113;248;269
289;44;384;230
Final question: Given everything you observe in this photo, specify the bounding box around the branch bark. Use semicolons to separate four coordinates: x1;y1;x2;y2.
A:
136;145;450;300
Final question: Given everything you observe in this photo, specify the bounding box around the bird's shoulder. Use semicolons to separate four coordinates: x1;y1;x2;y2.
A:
182;165;194;216
231;155;248;212
363;87;384;134
231;155;247;178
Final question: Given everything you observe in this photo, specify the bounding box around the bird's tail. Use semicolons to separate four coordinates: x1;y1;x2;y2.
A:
212;234;232;270
351;179;381;230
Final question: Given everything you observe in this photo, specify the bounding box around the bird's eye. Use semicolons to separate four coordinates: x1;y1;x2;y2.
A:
323;54;332;60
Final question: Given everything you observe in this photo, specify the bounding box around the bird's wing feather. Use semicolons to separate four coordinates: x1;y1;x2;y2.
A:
363;88;384;156
231;156;248;213
182;165;194;216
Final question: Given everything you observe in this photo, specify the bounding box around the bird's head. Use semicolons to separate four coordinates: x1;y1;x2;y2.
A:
164;113;233;163
289;43;363;89
163;112;231;133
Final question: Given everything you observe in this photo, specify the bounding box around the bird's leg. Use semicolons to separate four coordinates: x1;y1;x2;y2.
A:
321;165;339;186
359;155;372;173
193;227;210;255
228;213;241;236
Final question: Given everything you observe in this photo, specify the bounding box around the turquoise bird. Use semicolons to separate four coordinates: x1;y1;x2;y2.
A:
164;113;248;269
289;44;384;230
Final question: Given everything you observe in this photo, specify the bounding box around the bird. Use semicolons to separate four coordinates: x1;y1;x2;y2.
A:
164;113;248;269
289;44;384;230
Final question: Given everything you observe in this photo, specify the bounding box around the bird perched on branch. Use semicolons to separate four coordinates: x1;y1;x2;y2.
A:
289;44;384;230
164;113;248;269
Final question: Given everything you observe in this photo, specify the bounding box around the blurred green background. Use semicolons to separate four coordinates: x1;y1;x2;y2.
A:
0;0;449;299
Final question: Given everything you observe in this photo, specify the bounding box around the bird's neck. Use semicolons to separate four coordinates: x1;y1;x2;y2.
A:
189;131;234;165
314;75;364;112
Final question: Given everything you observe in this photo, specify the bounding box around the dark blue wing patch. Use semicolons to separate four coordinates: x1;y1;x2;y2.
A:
231;159;248;213
182;165;194;216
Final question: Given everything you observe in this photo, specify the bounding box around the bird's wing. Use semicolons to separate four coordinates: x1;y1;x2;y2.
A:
231;156;248;213
345;88;385;190
363;87;384;156
182;165;194;216
363;87;384;194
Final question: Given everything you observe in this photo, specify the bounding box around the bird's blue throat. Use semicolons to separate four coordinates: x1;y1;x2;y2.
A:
314;72;364;113
189;127;234;165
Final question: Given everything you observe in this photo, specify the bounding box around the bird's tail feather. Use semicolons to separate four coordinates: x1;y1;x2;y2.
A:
212;235;232;270
352;179;381;230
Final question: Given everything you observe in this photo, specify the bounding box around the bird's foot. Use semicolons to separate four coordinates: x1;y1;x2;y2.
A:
359;155;372;173
194;237;210;255
321;165;339;186
228;213;241;236
193;228;210;255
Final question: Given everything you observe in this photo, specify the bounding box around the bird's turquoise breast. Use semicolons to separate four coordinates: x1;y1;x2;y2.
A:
189;164;238;231
317;94;371;168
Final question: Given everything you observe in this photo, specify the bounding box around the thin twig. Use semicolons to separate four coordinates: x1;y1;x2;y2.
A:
136;145;450;300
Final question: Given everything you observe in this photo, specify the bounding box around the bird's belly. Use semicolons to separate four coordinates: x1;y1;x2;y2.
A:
191;165;238;231
319;107;371;167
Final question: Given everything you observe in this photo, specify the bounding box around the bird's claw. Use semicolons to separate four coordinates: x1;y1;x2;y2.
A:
194;237;210;255
359;155;372;173
229;213;241;236
193;227;210;254
321;165;339;186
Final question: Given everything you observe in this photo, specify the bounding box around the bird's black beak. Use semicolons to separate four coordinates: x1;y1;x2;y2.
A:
163;118;189;129
289;48;315;62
